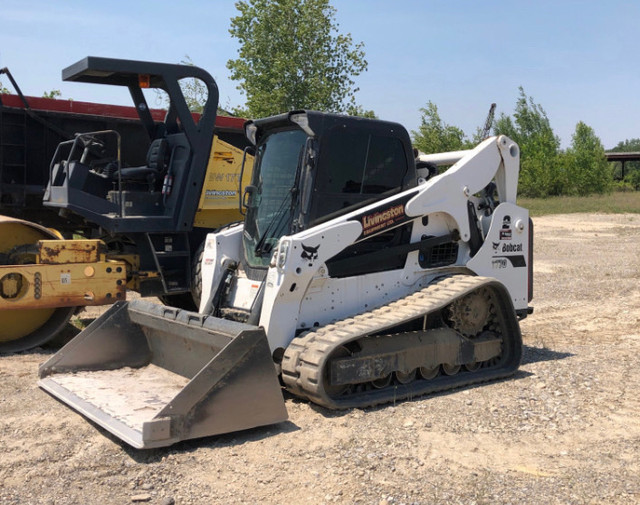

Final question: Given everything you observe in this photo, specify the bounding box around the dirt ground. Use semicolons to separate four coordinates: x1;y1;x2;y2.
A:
1;213;639;505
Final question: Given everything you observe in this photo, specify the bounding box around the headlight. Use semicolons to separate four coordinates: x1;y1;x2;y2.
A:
290;113;315;136
245;122;258;145
276;240;290;269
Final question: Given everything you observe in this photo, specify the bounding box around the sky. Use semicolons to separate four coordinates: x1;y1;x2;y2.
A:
1;0;638;149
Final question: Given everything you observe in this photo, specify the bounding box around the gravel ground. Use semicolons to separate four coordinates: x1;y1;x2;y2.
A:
1;213;639;505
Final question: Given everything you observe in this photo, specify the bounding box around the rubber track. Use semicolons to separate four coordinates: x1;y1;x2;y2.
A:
281;275;522;409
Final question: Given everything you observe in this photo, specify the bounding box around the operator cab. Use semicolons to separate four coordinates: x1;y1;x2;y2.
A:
241;111;417;271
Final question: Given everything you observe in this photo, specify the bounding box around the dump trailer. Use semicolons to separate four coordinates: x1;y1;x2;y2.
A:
0;57;252;352
40;111;533;448
0;89;156;232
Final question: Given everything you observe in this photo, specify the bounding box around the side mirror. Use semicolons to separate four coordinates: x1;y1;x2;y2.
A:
242;185;258;210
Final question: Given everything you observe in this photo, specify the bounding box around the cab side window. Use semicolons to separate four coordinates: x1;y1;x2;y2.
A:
312;128;408;219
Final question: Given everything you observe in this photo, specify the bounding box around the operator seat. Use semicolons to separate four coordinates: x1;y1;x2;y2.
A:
118;138;169;181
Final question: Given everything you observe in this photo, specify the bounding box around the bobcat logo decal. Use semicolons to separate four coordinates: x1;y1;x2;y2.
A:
301;243;320;262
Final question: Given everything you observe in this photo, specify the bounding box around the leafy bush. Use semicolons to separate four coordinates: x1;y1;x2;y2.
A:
624;169;640;191
411;101;470;154
563;122;612;195
410;87;625;197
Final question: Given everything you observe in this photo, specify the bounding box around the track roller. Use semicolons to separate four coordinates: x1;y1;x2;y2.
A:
281;275;522;410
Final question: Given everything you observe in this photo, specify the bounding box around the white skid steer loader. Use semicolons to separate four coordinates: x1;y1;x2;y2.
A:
39;111;533;449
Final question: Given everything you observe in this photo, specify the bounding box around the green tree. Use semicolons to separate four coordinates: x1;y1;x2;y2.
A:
176;56;207;113
411;101;469;154
153;56;230;115
610;138;640;152
562;122;612;195
227;0;368;117
0;80;9;94
345;104;377;119
494;87;562;197
42;89;62;99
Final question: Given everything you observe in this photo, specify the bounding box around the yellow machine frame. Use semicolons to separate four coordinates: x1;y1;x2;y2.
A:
0;239;127;311
193;135;253;229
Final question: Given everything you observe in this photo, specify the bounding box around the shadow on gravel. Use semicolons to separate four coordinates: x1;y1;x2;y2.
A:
521;344;573;366
302;345;575;420
38;343;574;461
115;420;301;463
77;343;575;461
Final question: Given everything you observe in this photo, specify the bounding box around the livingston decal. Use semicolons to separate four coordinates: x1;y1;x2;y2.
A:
361;204;405;236
354;190;419;240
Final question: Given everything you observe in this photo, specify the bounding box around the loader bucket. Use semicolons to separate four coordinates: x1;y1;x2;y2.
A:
38;299;288;449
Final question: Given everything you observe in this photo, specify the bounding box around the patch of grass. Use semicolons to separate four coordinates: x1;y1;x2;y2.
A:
518;191;640;217
70;317;93;330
